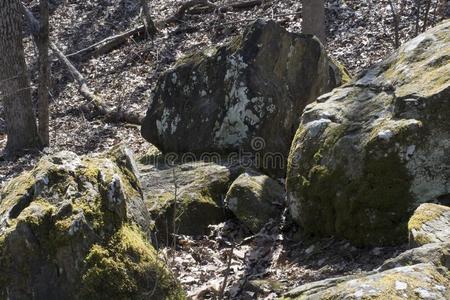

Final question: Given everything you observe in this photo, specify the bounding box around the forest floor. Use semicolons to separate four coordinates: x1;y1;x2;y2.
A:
0;0;446;298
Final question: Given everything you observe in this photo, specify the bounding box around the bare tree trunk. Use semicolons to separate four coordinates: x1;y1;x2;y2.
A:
422;0;432;31
302;0;326;46
437;0;448;19
38;0;50;146
388;0;400;48
0;0;40;155
140;0;157;37
414;0;421;37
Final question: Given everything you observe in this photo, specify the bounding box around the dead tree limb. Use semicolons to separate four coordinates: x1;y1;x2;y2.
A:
23;5;143;125
66;25;146;61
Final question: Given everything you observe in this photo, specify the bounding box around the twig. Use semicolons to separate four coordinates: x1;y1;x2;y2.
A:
218;246;234;300
171;167;178;268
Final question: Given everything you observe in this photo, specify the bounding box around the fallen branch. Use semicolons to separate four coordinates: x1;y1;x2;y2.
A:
164;0;217;23
23;5;143;125
173;12;301;35
63;0;268;62
66;25;146;61
177;0;266;15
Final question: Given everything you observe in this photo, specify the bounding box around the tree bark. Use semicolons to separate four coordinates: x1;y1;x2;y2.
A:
0;0;40;155
38;0;50;146
140;0;157;37
302;0;326;46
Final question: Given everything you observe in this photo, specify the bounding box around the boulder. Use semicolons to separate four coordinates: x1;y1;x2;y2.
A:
408;203;450;247
139;158;243;238
284;263;450;299
286;21;450;246
0;148;184;299
380;242;450;271
141;19;348;178
224;171;284;233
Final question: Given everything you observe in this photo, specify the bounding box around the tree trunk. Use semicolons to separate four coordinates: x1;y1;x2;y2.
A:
0;0;40;155
140;0;157;37
38;0;50;146
302;0;326;46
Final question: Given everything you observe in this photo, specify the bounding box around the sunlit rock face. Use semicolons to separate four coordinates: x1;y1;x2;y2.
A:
141;19;346;177
286;20;450;246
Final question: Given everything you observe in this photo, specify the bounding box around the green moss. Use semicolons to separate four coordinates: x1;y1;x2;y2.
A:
289;119;413;245
138;146;164;165
81;224;185;300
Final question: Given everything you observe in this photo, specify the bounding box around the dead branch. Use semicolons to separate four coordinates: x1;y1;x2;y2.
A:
218;245;234;300
66;25;147;61
63;0;267;63
23;5;143;125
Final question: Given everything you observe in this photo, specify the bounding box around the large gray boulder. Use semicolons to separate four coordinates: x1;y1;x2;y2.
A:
286;21;450;246
0;148;184;299
141;19;347;177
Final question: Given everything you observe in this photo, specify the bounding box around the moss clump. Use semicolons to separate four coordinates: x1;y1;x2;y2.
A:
81;224;184;300
408;203;448;232
289;118;413;245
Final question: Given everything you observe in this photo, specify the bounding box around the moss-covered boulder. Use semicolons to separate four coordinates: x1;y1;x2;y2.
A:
0;148;184;299
284;263;450;299
139;159;243;239
408;203;450;247
286;21;450;246
141;19;348;178
224;171;284;233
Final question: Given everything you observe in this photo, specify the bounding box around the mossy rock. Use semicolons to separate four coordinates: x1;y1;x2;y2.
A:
141;19;348;178
139;160;243;241
408;203;450;247
286;20;450;246
225;171;284;233
284;263;450;299
0;148;184;299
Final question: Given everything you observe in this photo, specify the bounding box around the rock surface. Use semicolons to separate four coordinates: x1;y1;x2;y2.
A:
284;263;450;299
139;156;243;238
141;19;347;177
380;242;450;271
408;203;450;247
225;171;284;233
286;20;450;246
0;148;184;299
